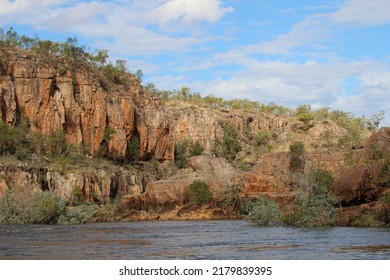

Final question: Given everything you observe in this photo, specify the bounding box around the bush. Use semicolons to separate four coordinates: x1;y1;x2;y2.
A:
308;169;334;194
58;204;98;225
241;196;281;226
254;130;271;146
298;191;337;227
174;140;187;168
221;124;240;161
375;158;390;187
378;190;390;224
29;191;67;224
352;212;380;227
189;141;204;157
70;185;85;206
127;136;140;161
0;188;32;224
187;180;213;206
296;104;315;130
289;142;305;172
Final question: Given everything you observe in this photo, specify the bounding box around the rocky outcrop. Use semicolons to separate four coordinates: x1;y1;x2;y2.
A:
120;155;239;214
1;48;389;225
0;165;143;204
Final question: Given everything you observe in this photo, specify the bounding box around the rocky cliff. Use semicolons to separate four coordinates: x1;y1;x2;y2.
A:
1;47;389;225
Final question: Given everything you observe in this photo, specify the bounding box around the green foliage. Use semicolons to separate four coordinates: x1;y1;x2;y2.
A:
289;142;305;172
330;110;365;148
127;136;140;161
221;124;240;161
242;169;337;227
352;211;380;227
365;110;385;131
286;170;336;227
0;188;32;224
0;188;99;225
374;158;390;187
378;190;390;224
254;130;272;146
187;180;213;206
241;196;282;226
70;185;85;206
308;169;334;194
189;140;204;157
298;191;337;227
103;126;116;142
237;160;252;171
174;140;188;169
29;191;67;224
215;185;240;208
0;121;28;156
58;204;98;225
47;129;68;156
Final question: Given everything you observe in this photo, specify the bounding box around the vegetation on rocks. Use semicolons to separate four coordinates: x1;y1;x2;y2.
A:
187;180;213;206
241;196;282;226
242;170;338;227
1;28;388;226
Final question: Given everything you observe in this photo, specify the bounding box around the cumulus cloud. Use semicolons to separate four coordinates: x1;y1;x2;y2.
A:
148;0;233;24
202;57;387;107
0;0;233;55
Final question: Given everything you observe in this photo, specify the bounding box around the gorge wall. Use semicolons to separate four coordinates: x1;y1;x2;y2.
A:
1;48;389;225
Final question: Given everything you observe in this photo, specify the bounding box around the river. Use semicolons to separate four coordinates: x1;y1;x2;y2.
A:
0;220;389;259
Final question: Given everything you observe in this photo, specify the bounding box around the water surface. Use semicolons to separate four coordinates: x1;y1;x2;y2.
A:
0;220;389;259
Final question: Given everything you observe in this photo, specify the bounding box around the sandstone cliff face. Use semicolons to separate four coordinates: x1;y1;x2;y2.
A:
0;164;143;204
0;48;168;160
1;48;388;224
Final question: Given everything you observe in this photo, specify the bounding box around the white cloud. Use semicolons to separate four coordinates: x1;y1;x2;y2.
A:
148;0;233;25
203;58;386;105
244;0;390;56
331;0;390;25
0;0;232;55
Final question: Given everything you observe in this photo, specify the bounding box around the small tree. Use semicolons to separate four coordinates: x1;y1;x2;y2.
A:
254;130;272;146
189;140;204;157
289;142;305;172
378;190;390;224
127;135;140;161
174;140;187;168
187;180;213;206
221;124;240;161
241;196;281;226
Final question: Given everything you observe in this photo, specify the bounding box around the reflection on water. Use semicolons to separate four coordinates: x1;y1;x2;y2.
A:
0;220;389;259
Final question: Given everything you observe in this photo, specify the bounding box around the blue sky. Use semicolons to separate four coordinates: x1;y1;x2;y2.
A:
1;0;389;126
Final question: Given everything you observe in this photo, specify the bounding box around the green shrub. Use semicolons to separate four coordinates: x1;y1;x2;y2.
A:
298;191;337;227
174;140;187;168
378;190;390;224
0;186;38;224
58;204;98;225
127;135;140;161
254;130;271;146
30;191;67;224
241;196;282;226
70;185;85;206
289;142;305;172
187;180;213;206
352;212;380;227
103;126;116;142
375;158;390;187
189;141;204;157
308;169;334;194
296;105;315;130
221;124;240;161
